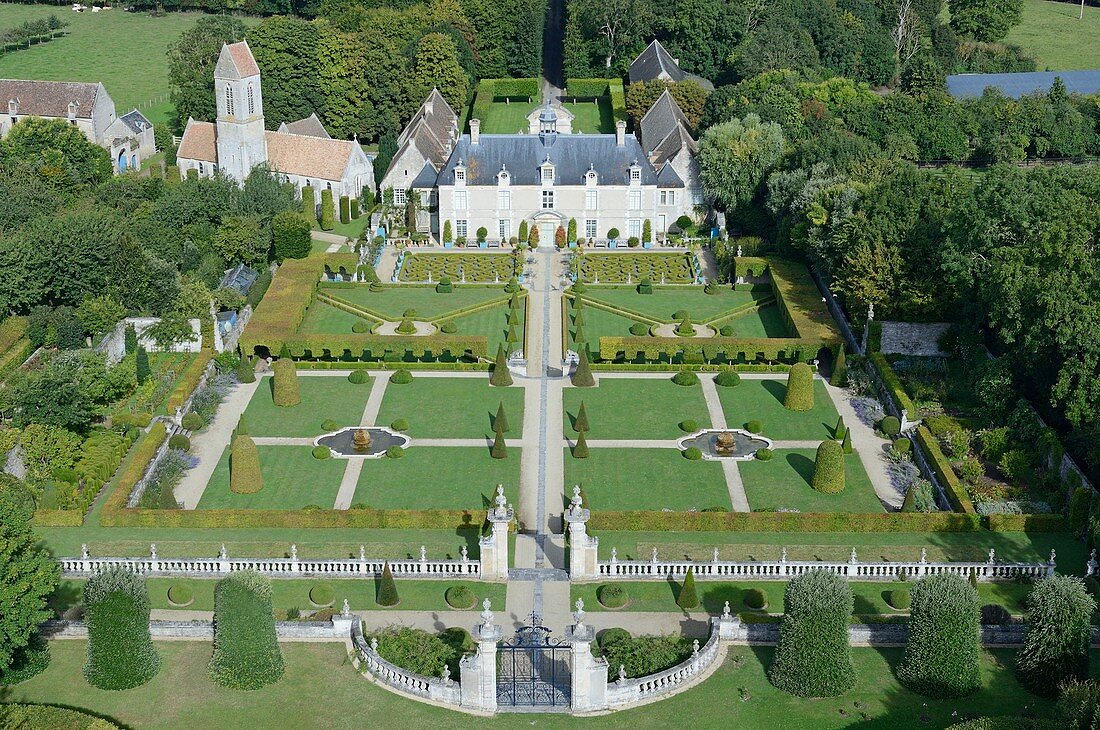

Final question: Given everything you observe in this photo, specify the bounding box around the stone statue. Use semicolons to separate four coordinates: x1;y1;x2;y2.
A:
651;547;659;563
81;543;89;559
1088;550;1098;578
715;431;736;455
722;601;732;620
988;548;995;564
737;244;743;258
780;547;787;563
480;599;494;628
342;599;351;617
353;428;372;452
618;665;627;684
220;543;228;560
849;547;858;564
919;548;927;564
573;598;586;629
610;547;617;562
150;543;156;559
290;544;298;561
359;545;366;561
420;545;427;562
570;485;583;513
461;545;469;562
713;547;720;562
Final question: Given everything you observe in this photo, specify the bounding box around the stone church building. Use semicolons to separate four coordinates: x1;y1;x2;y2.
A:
176;41;374;205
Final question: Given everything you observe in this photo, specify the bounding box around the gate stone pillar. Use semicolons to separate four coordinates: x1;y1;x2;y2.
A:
564;486;599;580
460;599;501;712
568;599;608;712
479;485;514;580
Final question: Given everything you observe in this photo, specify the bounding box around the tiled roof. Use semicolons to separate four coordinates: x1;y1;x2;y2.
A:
278;113;331;139
120;109;152;136
439;133;657;186
0;79;100;119
638;90;696;163
628;40;714;92
946;70;1100;98
215;41;260;80
177;119;217;162
265;131;356;180
394;89;458;170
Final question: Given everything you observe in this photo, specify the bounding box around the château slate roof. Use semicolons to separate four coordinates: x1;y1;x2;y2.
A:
638;90;696;164
628;40;714;92
120;109;152;136
394;88;459;171
411;162;439;188
0;79;102;119
946;70;1100;99
655;162;685;188
439;133;658;186
278;113;331;139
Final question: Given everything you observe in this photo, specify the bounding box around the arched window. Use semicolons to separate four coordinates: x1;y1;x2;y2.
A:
247;84;255;116
225;85;235;116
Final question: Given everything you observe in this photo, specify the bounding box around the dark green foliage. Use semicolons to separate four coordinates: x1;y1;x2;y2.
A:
812;440;845;494
597;584;629;608
679;419;698;433
230;435;263;494
573;430;590;459
902;484;918;512
677;567;699;609
135;346;151;385
744;588;768;609
124;324;137;355
396;317;417;334
834;416;846;439
715;369;741;387
319;189;334;231
494;401;509;433
755;448;774;460
390;419;409;431
1016;575;1096;697
629;322;649;336
235;415;249;437
683;447;703;460
899;574;982;698
598;631;692;679
672;369;700;386
272;358;301;406
769;570;855;697
272;210;311;261
894;437;911;454
339;195;350;225
181;412;204;431
348;369;369;384
386;446;405;458
377;562;399;606
1055;678;1100;729
0;633;50;686
830;347;848;386
784;362;814;411
1067;487;1090;536
445;585;476;609
490;430;508;459
746;420;763;434
490;345;513;387
638;278;653;294
83;568;159;690
440;320;457;333
208;571;284;689
842;429;853;454
571;349;595;387
0;495;58;680
389;369;413;384
235;359;256;384
886;590;911;610
880;416;901;437
373;626;466;678
436;279;453;294
168;434;190;452
312;445;331;460
574;401;590;432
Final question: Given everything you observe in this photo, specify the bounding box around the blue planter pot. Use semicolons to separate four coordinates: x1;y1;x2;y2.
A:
443;241;453;248
643;242;653;249
568;242;577;248
479;241;487;249
609;240;618;249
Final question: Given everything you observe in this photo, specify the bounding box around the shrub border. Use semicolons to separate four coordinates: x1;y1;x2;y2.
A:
586;510;1062;532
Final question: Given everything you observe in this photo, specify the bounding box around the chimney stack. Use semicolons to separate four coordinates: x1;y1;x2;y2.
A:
470;118;480;145
616;120;626;147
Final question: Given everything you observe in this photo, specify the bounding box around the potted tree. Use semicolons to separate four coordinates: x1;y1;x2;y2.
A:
442;220;453;248
642;219;653;249
607;227;620;249
555;225;567;249
477;226;488;249
567;218;577;248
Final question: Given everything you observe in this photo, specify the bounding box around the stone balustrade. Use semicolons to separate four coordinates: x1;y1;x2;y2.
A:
351;617;464;708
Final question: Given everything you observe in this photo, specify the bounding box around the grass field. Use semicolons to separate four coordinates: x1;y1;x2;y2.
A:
374;377;524;438
562;377;713;439
582;287;767;323
1005;0;1100;69
323;285;506;321
0;7;239;124
198;445;346;510
298;300;371;335
448;301;525;354
354;447;520;510
7;641;1071;729
240;374;374;437
563;448;730;511
739;450;884;513
479;99;534;134
716;378;841;441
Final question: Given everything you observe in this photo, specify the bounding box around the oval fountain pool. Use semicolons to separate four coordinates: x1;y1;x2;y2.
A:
315;427;410;458
677;429;772;460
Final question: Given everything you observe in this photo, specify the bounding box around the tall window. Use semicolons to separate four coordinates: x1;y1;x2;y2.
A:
585;219;597;239
628;219;641;239
456;219;468;238
498;219;510;240
498;190;511;210
454;190;468;210
541;190;555;209
247;84;255;115
659;190;677;206
225;86;234;116
585;189;598;210
394;189;407;205
628;190;642;210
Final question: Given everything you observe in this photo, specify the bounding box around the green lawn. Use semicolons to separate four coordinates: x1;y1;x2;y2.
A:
480;99;537;134
582;286;767;323
739;450;884;513
1005;0;1100;69
7;641;1070;729
241;374;375;437
322;285;506;321
716;378;841;441
0;8;251;124
54;578;505;615
299;300;371;335
562;96;614;133
197;446;346;510
562;377;712;439
447;300;525;354
563;448;730;511
716;303;789;338
354;447;520;510
567;302;639;347
572;580;1031;616
313;216;369;241
374;377;525;438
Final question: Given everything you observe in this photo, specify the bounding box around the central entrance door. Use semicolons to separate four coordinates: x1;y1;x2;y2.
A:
538;222;556;248
497;619;571;707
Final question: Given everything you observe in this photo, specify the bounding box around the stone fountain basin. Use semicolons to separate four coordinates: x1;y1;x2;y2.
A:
314;427;411;459
677;429;773;460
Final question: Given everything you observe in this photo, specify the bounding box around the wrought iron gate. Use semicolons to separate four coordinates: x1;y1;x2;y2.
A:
497;618;571;707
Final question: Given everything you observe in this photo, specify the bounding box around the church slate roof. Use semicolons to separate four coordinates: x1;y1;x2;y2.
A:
0;79;101;118
439;133;657;186
411;162;439;188
628;40;714;92
638;90;696;164
278;113;331;139
120;109;152;136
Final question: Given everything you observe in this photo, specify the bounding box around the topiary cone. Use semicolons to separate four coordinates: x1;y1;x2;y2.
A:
901;484;917;512
830;347;848;386
490;344;513;387
811;440;845;494
491;430;508;459
677;567;699;610
506;324;518;344
572;324;585;344
376;561;399;606
841;428;853;454
494;401;509;433
784;362;814;411
834;416;846;439
573;401;589;432
235;415;250;437
571;349;595;387
272;358;300;407
235;358;256;384
572;430;589;458
230;435;263;494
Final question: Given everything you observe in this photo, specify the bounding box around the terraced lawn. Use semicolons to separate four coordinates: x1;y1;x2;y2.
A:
240;374;375;437
321;284;507;320
562;377;712;439
580;286;767;323
299;300;372;335
354;447;520;510
716;303;788;338
563;448;729;511
197;446;346;510
715;378;841;441
446;301;525;355
374;377;525;438
562;97;615;133
738;450;884;513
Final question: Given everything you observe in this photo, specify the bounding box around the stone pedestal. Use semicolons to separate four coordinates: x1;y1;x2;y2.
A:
460;600;502;712
568;622;607;712
564;486;599;580
479;485;513;580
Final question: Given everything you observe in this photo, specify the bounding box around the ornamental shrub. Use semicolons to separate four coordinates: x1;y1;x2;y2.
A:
377;562;400;606
476;226;488;242
638;278;653;294
83;568;159;690
348;369;369;384
673;309;690;321
490;346;513;387
321;419;338;431
683;447;703;460
312;445;331;460
518;220;528;242
445;585;476;609
235;415;249;437
593;584;628;609
573;430;590;458
443;220;453;242
902;484;918;512
208;571;284;689
396;317;417;334
440;321;457;333
629;322;649;336
272;358;300;407
350;198;360;219
627;236;639;248
679;419;698;433
830;347;848;386
390;369;414;385
607;227;620;240
272;210;311;260
556;225;567;248
880;416;901;437
319;189;335;230
494;401;509;433
339;195;350;224
573;401;589;432
390;418;409;431
0;634;50;686
886;589;911;610
572;349;595;387
230;435;263;494
746;420;763;433
351;321;370;333
136;346;150;384
181;412;204;431
675;316;695;337
894;437;911;454
784;362;814;411
768;569;855;697
677;567;699;609
719;324;733;335
309;583;335;607
168;434;190;452
301;185;315;219
834;416;846;439
744;588;768;609
490;430;508;459
1016;575;1096;697
812;440;845;494
842;429;853;453
436;279;453;293
715;369;741;387
672;369;699;386
167;582;193;606
898;573;982;698
235;359;255;384
755;448;774;461
386;446;405;458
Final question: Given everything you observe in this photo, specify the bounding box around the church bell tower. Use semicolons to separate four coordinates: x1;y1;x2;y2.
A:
214;40;267;184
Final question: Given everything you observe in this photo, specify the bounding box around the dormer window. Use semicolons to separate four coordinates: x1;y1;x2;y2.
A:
454;163;466;184
541;158;555;185
629;164;641;183
497;166;509;186
7;99;15;116
585;168;598;186
67;101;77;120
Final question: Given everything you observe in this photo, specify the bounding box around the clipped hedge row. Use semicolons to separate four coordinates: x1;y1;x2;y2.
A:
83;568;159;690
590;362;793;373
587;510;1064;533
493;77;540;98
868;352;917;416
279;334;490;362
597;335;833;364
100;504;498;530
315;292;384;324
912;425;975;514
0;338;34;383
565;78;610;97
296;361;490;372
30;508;83;526
209;571;284;689
99;422;169;519
0;315;27;353
240;255;326;356
765;257;841;343
166;350;213;411
0;704;120;729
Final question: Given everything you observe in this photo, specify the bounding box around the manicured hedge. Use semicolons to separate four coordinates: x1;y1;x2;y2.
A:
769;570;855;697
230;435;263;494
784;363;814;411
565;78;610;97
209;571;284;689
0;705;120;729
913;425;976;514
869;352;917;416
279;333;490;363
898;574;981;698
1016;575;1095;697
166;349;213;411
100;504;497;530
597;335;832;364
272;358;301;406
811;440;845;494
96;421;168;519
239;255;326;356
493;77;540;98
83;568;159;690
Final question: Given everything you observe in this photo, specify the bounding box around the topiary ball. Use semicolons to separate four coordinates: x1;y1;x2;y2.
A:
598;627;632;651
715;370;741;387
181;412;204;431
673;309;690;321
679;419;698;433
683;447;703;460
386;446;405;459
880;416;901;437
885;589;911;611
309;583;335;607
321;419;339;431
597;584;630;609
745;420;763;433
629;322;649;336
389;369;413;384
755;448;774;461
402;308;419;318
390;418;409;431
893;437;911;454
351;321;371;333
167;582;193;607
672;370;700;386
168;434;191;452
444;585;476;609
719;324;734;336
744;588;768;610
440;321;458;334
312;445;331;460
348;370;369;384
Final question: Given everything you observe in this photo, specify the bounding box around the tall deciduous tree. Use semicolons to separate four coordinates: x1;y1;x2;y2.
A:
247;17;322;130
697;114;785;211
0;117;112;189
0;494;59;676
167;16;248;133
413;33;470;114
1016;570;1096;696
949;0;1024;41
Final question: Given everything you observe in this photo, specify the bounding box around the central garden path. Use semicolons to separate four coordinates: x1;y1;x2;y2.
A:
332;372;391;510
